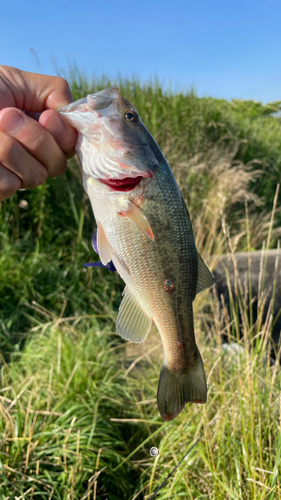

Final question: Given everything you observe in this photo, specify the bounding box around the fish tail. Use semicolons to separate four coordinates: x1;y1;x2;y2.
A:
157;351;207;420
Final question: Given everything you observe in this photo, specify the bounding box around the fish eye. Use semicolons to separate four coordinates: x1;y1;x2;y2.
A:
123;109;138;123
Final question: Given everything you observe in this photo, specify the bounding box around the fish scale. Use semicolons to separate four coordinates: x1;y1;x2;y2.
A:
59;86;214;420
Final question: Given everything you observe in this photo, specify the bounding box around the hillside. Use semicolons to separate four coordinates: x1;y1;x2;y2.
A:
0;73;280;499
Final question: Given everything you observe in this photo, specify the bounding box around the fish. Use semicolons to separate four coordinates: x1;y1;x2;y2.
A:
59;87;214;420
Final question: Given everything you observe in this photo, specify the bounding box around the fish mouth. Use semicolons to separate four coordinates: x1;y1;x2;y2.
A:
99;176;144;192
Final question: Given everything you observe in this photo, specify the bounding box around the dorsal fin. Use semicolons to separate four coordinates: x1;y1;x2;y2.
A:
196;252;214;295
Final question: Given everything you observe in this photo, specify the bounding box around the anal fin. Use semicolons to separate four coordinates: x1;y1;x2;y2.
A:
116;288;152;343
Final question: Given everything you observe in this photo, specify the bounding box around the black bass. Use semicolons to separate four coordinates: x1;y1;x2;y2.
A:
59;88;214;420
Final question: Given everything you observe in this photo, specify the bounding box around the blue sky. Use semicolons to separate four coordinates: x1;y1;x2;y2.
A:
1;0;280;103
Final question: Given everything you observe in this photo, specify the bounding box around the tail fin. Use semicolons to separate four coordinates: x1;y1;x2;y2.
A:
157;352;207;420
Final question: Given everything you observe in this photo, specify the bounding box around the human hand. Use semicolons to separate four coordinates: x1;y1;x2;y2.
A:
0;66;78;201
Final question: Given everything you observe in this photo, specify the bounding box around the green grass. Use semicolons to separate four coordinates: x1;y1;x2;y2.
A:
0;69;281;498
0;291;280;499
0;319;144;499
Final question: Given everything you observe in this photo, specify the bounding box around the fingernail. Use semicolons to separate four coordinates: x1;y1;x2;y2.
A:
0;110;24;134
45;114;64;135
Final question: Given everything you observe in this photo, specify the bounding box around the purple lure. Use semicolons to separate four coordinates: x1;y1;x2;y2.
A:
83;230;116;272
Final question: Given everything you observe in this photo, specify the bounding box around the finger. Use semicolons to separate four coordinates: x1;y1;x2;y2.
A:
0;108;67;177
0;66;73;112
0;163;22;201
0;130;48;189
39;110;77;158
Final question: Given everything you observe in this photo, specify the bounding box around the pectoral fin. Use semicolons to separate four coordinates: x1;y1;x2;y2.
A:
119;201;154;241
196;252;214;295
97;222;113;266
116;288;152;343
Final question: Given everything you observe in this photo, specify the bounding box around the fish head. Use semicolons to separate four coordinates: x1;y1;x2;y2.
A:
59;87;159;187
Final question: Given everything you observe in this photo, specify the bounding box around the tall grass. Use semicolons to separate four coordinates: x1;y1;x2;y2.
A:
1;256;280;499
0;70;281;499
